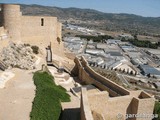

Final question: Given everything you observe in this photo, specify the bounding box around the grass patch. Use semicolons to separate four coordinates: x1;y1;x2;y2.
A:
153;101;160;120
30;71;70;120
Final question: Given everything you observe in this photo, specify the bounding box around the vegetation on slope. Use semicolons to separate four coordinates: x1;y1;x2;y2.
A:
121;36;159;49
76;35;113;42
30;71;70;120
130;39;158;49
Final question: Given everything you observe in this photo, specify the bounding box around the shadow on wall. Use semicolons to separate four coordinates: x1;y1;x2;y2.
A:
0;11;3;27
71;64;79;76
60;108;80;120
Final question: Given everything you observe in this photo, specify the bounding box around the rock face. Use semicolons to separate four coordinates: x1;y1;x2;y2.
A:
0;42;37;70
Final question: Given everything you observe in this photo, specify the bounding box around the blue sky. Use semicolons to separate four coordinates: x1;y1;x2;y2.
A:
0;0;160;17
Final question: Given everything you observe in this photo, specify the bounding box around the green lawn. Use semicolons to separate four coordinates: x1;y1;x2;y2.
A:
30;71;70;120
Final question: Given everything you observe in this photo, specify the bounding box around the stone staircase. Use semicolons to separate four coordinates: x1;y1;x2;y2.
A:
48;66;75;91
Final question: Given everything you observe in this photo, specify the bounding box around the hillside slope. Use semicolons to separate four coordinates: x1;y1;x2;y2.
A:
15;4;160;36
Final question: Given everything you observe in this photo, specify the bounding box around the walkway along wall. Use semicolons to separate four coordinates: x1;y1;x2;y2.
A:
75;56;130;97
75;56;155;120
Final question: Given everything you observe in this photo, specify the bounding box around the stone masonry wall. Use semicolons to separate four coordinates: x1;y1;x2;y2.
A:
2;4;21;41
75;57;155;120
1;4;64;56
75;56;130;96
81;87;94;120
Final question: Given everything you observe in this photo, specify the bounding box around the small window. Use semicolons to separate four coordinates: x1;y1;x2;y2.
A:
41;18;44;26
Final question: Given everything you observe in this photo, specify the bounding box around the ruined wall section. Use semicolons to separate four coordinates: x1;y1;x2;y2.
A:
2;4;21;41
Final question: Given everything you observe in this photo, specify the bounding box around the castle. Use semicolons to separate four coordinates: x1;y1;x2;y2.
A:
0;4;64;56
0;4;156;120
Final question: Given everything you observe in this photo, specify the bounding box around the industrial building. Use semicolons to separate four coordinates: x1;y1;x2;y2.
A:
139;65;160;78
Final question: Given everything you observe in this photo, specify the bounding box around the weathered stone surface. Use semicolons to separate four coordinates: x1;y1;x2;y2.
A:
0;42;37;70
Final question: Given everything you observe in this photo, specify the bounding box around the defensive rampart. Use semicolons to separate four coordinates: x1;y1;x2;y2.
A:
75;56;155;120
75;56;130;97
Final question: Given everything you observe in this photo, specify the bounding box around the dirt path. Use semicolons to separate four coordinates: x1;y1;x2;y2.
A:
0;69;35;120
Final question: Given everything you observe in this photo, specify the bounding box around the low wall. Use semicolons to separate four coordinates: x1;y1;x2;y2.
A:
136;98;155;120
75;57;130;96
81;87;94;120
85;64;130;95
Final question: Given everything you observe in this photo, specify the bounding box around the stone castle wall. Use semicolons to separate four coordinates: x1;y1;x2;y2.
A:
2;4;21;41
0;4;64;56
75;56;130;96
21;15;64;55
75;57;155;120
80;88;94;120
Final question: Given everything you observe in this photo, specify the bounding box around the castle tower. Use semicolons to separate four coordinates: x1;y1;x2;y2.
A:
2;4;21;41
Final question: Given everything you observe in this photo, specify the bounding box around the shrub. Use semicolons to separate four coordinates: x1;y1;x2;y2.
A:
31;46;39;54
57;37;61;44
24;43;30;46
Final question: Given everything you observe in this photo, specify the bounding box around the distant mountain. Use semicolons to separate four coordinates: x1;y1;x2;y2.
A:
20;4;160;36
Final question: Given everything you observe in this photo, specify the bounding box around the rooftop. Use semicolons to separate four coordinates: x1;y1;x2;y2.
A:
139;65;160;76
108;51;123;56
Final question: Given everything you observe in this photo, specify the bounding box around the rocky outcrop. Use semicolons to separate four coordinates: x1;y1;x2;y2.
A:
0;42;37;70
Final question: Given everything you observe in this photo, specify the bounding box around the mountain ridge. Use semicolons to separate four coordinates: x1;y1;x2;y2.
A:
1;4;159;36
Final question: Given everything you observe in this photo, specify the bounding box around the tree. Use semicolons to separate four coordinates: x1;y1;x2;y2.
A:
31;45;39;54
121;37;126;42
133;34;138;40
147;73;151;78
